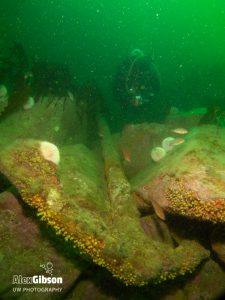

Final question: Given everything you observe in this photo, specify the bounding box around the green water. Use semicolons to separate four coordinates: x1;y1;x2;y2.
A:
1;0;225;123
2;2;225;299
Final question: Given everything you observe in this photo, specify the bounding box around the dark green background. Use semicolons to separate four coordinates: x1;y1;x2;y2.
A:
1;0;225;122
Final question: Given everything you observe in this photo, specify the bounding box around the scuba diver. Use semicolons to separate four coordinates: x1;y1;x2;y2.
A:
113;48;162;126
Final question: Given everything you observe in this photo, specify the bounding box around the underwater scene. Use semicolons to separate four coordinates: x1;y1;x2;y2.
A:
1;0;225;299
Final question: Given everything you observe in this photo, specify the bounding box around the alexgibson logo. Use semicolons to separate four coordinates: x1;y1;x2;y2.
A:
12;262;63;294
12;275;63;284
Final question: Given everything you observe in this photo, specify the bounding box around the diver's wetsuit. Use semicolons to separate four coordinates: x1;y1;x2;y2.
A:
113;53;162;125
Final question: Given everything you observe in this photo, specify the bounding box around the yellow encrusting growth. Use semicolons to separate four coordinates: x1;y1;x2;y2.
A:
166;179;225;223
19;190;144;286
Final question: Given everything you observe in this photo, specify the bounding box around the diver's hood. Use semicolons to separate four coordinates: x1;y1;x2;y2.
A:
129;48;145;58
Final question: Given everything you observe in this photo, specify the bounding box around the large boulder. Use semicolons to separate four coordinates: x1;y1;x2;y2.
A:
132;125;225;223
